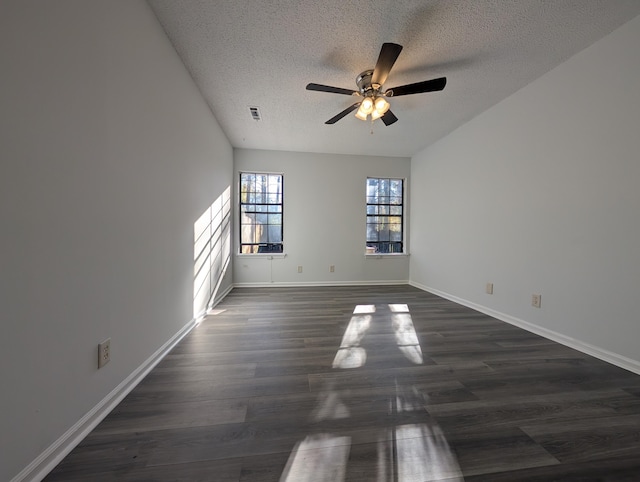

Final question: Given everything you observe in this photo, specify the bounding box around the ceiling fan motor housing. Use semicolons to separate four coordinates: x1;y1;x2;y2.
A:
356;70;377;95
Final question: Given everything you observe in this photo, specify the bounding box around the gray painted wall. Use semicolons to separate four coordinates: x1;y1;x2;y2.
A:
0;2;233;480
233;149;411;285
410;15;640;367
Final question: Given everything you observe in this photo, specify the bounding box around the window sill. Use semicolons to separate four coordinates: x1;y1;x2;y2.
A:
236;253;287;259
365;253;410;258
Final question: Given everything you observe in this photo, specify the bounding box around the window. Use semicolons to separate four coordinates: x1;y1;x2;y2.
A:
239;172;283;253
366;177;404;254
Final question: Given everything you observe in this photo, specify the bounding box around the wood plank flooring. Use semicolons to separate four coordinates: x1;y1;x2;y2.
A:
44;285;640;481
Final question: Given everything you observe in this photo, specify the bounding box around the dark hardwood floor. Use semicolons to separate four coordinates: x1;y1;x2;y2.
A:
45;285;640;481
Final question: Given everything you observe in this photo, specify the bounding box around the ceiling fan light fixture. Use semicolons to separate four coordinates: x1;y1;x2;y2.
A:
361;97;374;115
374;96;390;115
371;109;383;120
355;107;368;121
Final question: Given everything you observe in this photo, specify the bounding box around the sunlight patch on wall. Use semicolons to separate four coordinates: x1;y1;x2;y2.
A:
193;186;231;318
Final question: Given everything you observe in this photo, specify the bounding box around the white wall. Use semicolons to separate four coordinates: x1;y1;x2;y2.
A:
234;149;411;285
410;15;640;368
0;1;233;480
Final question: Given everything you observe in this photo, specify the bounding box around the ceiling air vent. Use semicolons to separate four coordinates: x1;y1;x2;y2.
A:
249;106;262;121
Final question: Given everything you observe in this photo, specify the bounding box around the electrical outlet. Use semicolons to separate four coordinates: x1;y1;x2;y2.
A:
98;338;111;368
532;294;542;308
297;265;302;273
486;282;493;294
330;265;335;273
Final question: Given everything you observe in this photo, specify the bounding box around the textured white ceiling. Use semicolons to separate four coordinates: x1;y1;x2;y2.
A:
147;0;640;158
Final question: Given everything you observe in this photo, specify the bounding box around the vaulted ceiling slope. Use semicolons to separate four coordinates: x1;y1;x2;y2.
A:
147;1;640;158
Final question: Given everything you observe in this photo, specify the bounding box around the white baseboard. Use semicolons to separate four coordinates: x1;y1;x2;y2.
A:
195;284;234;321
13;318;198;482
410;281;640;376
233;280;410;288
211;283;234;307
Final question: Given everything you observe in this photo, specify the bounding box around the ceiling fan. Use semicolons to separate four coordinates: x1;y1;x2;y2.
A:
306;43;446;126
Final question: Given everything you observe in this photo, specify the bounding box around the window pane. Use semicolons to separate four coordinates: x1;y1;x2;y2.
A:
241;227;256;243
367;215;378;225
268;175;281;191
268;204;282;213
390;229;402;241
241;173;254;188
257;243;282;253
390;205;402;215
267;214;282;225
390;196;402;205
377;180;390;197
240;212;255;224
390;179;402;196
256;213;268;225
378;205;389;215
367;205;377;215
367;225;378;241
258;227;268;243
268;225;282;243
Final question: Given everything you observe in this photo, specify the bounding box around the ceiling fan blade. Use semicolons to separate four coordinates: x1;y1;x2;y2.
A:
371;43;403;87
325;102;361;124
306;83;357;96
386;77;446;97
381;110;398;126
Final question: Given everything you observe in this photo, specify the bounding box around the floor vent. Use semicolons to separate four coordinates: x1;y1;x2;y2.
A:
249;106;262;121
